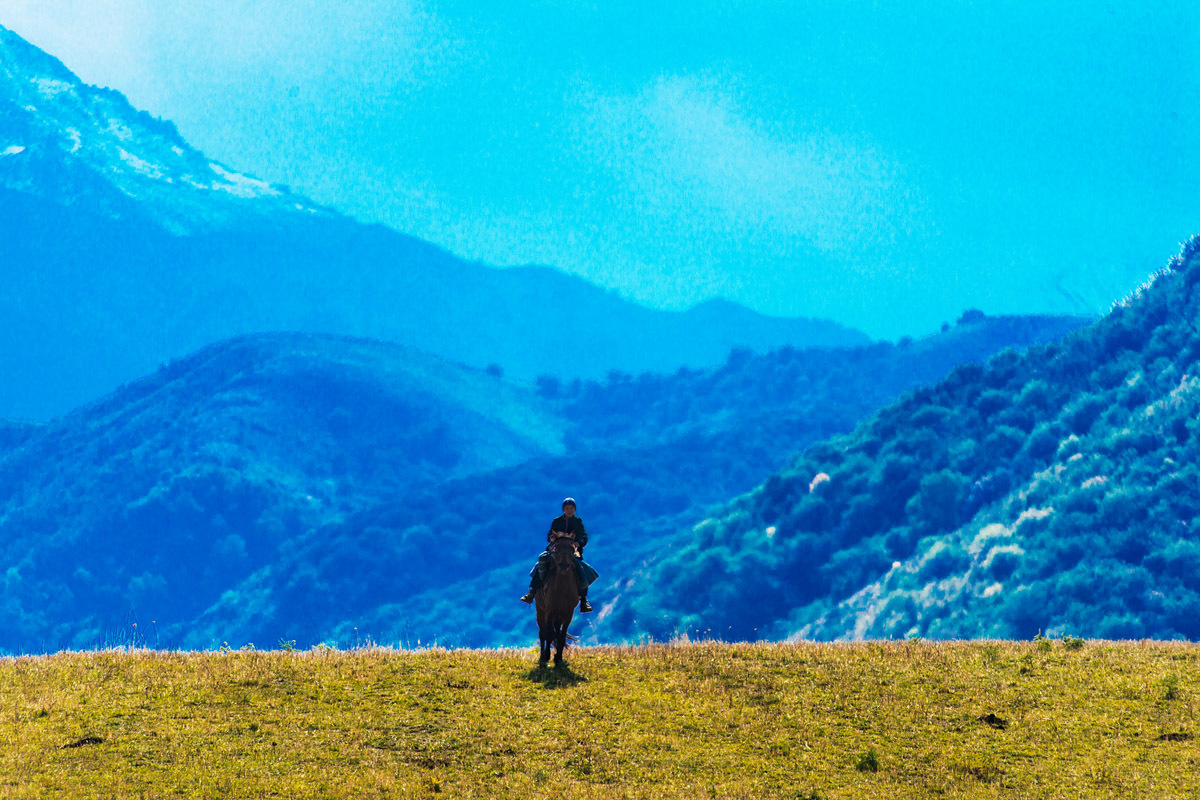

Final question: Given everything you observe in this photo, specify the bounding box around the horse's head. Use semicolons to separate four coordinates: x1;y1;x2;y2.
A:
548;536;578;569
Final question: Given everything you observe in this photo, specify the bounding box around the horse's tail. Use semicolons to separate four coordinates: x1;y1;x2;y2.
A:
565;632;579;642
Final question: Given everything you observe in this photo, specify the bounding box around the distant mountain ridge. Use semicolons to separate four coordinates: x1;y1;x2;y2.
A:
0;419;39;451
0;24;869;420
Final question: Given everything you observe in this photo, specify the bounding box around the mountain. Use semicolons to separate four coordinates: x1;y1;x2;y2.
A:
0;308;1084;652
0;26;332;234
0;25;868;421
602;238;1200;643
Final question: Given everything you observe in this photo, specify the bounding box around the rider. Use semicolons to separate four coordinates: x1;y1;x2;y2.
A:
520;497;598;612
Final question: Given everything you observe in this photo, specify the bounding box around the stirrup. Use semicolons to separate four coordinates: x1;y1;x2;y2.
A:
579;597;593;613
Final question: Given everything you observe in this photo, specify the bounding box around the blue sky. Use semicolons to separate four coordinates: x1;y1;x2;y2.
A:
6;1;1199;337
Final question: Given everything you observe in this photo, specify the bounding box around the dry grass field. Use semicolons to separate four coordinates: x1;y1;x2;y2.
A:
1;640;1198;798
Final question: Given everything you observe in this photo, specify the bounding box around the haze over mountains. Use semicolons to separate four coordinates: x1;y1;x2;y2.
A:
0;25;867;421
9;3;1194;340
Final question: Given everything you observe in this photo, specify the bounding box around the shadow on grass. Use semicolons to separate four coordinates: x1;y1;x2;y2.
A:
524;663;588;689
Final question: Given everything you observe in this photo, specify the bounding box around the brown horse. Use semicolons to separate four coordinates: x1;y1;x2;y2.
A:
535;536;579;665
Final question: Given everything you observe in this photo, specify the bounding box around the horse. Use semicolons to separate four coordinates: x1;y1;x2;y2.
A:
535;536;579;665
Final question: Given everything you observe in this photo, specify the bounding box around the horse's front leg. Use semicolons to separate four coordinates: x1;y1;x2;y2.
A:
553;623;566;666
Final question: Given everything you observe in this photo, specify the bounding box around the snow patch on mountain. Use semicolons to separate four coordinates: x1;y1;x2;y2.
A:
209;163;280;199
33;77;72;98
118;148;166;179
104;118;133;141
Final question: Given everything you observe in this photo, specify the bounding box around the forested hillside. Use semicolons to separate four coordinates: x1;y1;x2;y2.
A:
0;334;564;648
168;313;1085;649
0;313;1085;651
606;238;1200;643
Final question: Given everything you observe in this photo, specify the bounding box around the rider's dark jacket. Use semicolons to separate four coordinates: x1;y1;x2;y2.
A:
548;515;587;549
532;514;598;590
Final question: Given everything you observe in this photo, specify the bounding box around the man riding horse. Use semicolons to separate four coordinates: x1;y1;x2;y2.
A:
520;497;599;612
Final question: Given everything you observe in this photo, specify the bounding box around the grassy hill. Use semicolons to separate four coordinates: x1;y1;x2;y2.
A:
608;237;1200;643
4;641;1199;798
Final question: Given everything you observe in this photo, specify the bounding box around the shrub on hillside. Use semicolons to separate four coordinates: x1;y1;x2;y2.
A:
1065;394;1107;435
1023;423;1060;461
983;426;1025;462
906;469;967;533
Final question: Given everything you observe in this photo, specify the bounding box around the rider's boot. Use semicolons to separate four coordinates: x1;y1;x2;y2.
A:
579;593;593;613
520;576;541;604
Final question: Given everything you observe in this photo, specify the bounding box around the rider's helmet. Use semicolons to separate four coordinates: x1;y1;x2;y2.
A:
562;497;576;509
